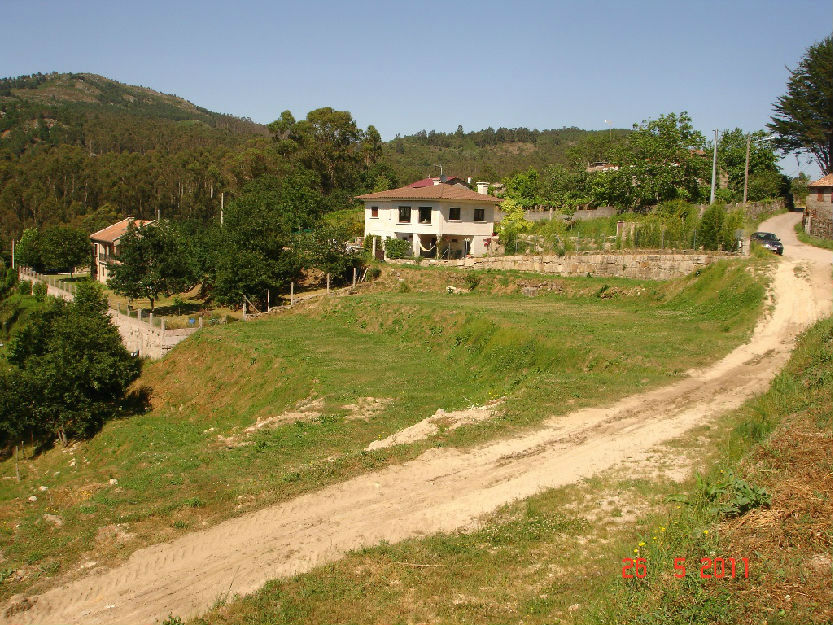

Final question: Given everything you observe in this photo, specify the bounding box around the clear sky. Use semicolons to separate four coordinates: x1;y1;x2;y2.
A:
2;0;830;177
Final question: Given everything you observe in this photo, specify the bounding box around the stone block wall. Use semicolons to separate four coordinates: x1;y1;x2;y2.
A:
405;250;736;281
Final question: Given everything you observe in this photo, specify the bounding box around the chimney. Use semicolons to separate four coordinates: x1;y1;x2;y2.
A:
476;181;489;195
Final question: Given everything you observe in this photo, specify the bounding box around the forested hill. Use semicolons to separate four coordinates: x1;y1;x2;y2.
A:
0;71;629;245
382;126;629;183
0;73;275;238
0;72;267;155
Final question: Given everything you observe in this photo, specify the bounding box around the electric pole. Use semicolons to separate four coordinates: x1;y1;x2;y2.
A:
743;135;751;206
709;129;719;205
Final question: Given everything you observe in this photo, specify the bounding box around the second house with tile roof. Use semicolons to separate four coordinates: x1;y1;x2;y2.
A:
90;217;153;284
356;179;503;258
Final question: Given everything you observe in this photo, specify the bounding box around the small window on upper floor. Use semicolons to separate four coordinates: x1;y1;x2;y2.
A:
371;206;379;218
448;207;461;221
473;208;485;222
418;207;431;224
398;206;412;223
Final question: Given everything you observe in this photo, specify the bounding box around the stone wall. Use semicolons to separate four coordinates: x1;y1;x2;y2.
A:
400;250;737;281
109;310;198;359
804;206;833;240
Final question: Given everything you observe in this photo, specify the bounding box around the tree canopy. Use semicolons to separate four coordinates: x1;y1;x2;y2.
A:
108;221;195;310
768;36;833;175
2;281;139;445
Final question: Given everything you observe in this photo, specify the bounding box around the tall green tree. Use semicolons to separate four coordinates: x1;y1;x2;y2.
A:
716;129;780;200
5;281;139;444
16;228;43;271
40;225;91;275
108;221;195;311
768;36;833;174
591;112;709;209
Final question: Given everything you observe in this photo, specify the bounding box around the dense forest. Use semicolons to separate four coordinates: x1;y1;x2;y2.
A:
0;72;634;244
0;72;789;251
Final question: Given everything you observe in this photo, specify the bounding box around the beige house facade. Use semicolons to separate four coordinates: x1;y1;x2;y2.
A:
90;217;152;283
357;182;502;258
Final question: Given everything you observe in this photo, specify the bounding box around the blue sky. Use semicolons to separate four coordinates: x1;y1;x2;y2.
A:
2;0;830;176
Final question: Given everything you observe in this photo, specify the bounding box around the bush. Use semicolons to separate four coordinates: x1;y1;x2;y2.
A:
365;266;381;281
32;281;47;302
384;237;411;259
464;273;481;291
18;280;32;295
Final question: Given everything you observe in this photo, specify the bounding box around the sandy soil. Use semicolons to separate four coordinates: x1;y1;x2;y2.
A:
6;212;831;625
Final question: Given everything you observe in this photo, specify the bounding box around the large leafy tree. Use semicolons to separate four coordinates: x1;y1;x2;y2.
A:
108;220;195;311
4;281;139;444
716;129;780;200
40;225;91;275
589;112;709;209
213;177;306;307
768;36;833;174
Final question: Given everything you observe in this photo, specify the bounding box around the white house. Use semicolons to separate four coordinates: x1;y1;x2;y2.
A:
356;181;503;258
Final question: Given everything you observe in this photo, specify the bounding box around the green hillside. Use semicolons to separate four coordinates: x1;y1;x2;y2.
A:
0;261;766;603
383;126;629;183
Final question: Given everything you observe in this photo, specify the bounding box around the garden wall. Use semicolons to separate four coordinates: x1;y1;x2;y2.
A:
404;250;739;281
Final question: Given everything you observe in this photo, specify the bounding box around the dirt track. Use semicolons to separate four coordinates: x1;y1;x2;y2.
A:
7;212;831;625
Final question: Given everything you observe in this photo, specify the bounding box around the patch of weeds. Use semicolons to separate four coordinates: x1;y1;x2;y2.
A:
172;520;189;529
463;273;481;291
183;497;205;508
695;470;771;517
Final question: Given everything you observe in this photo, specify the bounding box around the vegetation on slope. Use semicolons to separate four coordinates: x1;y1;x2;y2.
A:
188;315;831;625
0;261;765;602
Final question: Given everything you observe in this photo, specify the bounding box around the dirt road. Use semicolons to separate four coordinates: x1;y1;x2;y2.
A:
7;212;831;625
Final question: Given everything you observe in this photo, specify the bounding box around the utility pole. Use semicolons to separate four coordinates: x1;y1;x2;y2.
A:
743;135;751;206
220;192;224;227
709;129;719;205
10;238;15;270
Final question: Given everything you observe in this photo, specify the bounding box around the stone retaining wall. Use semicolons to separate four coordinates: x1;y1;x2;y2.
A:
804;206;833;240
109;310;198;359
397;251;738;281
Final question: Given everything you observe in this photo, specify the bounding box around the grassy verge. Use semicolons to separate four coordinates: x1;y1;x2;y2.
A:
794;221;833;251
0;261;767;601
188;317;832;625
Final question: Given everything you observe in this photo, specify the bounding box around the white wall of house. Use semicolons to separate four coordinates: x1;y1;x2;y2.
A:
363;201;496;257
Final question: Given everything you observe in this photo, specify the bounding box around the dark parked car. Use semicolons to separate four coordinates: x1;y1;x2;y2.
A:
750;232;783;255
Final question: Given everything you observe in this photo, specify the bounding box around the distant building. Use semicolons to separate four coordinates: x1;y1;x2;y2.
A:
409;175;466;188
357;182;503;258
585;162;620;173
804;174;833;240
90;217;152;283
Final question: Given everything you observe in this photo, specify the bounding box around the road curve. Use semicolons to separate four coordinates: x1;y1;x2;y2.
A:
5;212;831;625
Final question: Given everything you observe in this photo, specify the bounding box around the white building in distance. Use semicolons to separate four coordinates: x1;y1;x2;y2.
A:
356;181;503;258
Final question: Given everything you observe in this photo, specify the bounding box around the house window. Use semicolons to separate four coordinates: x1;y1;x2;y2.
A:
418;207;431;224
398;206;412;223
371;206;379;218
448;207;461;221
473;208;485;222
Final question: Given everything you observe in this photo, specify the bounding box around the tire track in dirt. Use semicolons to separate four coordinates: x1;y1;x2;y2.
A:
5;213;830;625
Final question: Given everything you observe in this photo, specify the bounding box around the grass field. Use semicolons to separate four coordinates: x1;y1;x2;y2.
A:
189;316;831;625
0;260;768;602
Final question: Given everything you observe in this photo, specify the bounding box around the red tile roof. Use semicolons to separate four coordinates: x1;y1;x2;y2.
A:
90;218;153;243
356;183;503;203
809;174;833;187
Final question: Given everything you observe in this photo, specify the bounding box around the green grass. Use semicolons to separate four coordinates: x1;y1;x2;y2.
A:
794;220;833;251
188;316;832;625
0;261;767;601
